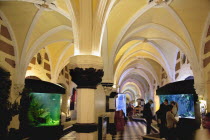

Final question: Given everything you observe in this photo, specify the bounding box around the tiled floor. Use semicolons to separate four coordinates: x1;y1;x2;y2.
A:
60;131;76;140
108;120;147;140
60;120;148;140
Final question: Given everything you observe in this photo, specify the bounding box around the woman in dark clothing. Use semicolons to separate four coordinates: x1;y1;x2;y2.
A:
115;110;125;132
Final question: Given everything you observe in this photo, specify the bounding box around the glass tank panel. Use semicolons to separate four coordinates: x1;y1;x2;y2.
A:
28;92;61;127
159;94;195;119
116;94;126;115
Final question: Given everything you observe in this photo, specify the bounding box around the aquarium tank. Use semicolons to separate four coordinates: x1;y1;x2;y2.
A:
28;92;61;127
159;94;195;119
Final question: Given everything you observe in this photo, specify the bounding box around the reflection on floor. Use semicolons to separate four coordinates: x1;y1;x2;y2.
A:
108;120;147;140
60;120;148;140
60;131;76;140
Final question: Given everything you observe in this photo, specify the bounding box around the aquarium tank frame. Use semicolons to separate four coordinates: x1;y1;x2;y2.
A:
24;79;65;94
19;79;65;139
156;79;198;113
156;79;200;129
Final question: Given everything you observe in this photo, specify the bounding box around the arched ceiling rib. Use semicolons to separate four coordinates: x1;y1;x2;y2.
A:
118;68;152;91
0;0;209;99
0;1;74;83
123;89;135;101
0;1;39;53
114;47;171;83
120;79;145;96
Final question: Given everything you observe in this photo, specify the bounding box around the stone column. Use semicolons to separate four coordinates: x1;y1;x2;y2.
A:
69;55;104;140
101;83;113;112
101;83;113;134
13;84;24;100
106;89;118;135
194;81;205;128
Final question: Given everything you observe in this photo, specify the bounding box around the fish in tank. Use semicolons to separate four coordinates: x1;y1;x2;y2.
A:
159;94;195;119
28;92;61;127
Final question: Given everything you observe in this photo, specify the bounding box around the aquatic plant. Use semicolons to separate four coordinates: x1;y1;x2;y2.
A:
28;94;50;126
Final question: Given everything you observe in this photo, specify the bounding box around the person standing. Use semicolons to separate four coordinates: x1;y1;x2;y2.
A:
126;104;133;118
170;101;179;121
156;99;168;138
143;99;154;134
166;105;178;140
115;110;125;132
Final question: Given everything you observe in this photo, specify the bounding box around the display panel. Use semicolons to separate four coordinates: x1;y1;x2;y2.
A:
116;94;126;115
159;94;195;119
28;92;61;127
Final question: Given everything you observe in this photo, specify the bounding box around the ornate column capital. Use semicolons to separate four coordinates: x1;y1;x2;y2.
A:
69;55;104;89
101;83;113;96
70;67;104;89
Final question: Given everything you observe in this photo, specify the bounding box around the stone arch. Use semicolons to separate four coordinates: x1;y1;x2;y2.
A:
25;48;52;81
123;90;135;103
16;25;73;85
120;81;142;98
114;42;174;84
118;68;153;99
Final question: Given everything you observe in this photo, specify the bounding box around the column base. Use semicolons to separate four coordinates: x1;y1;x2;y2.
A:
73;123;98;133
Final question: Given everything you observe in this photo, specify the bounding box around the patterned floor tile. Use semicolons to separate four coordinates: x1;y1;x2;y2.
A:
60;120;148;140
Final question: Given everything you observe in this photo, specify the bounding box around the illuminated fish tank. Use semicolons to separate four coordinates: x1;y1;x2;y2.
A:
156;79;198;120
20;79;65;129
28;92;61;127
159;94;195;118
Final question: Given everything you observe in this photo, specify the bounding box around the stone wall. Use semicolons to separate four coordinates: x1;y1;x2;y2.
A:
26;48;51;81
175;51;193;81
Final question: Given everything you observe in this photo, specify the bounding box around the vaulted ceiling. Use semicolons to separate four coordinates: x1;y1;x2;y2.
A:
0;0;209;99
